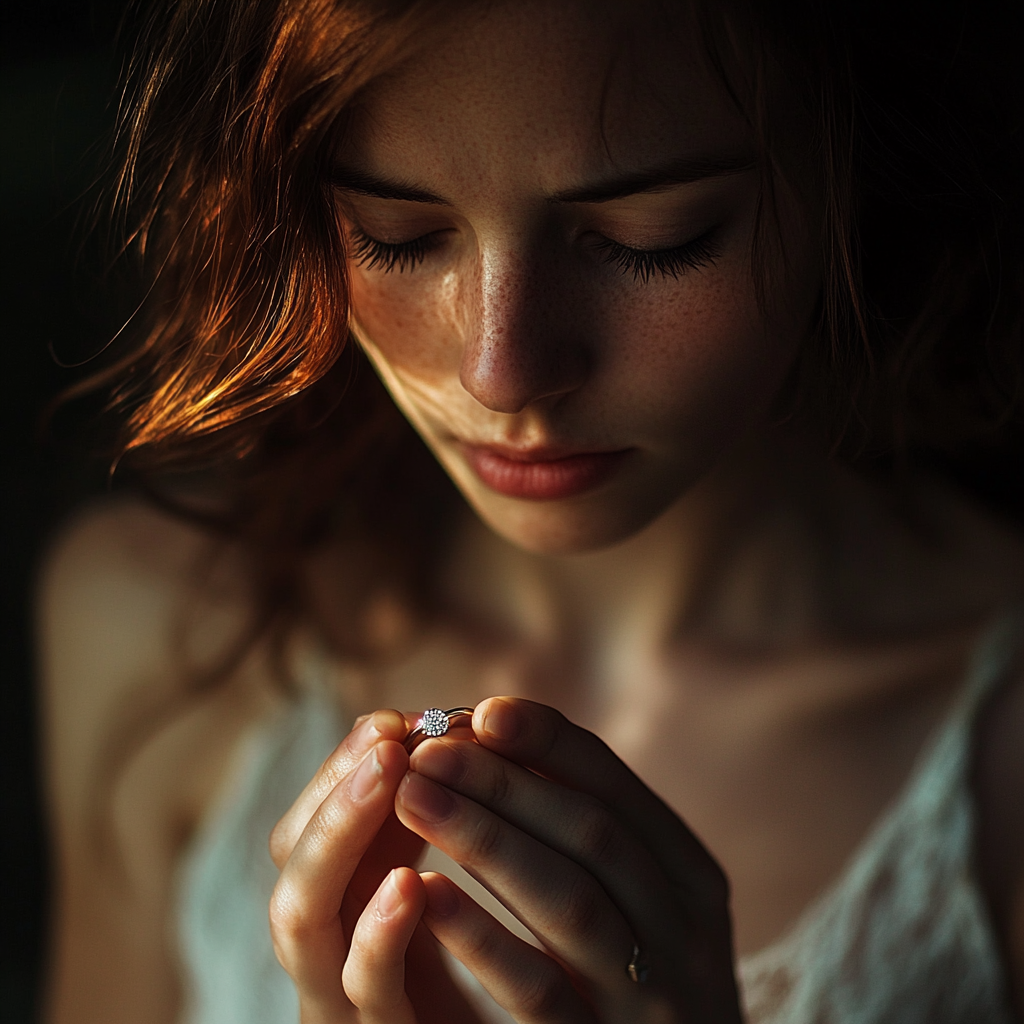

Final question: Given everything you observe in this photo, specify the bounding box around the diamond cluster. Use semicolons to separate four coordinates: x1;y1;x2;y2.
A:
420;707;450;738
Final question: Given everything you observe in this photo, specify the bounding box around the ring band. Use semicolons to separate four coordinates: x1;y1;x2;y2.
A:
403;707;475;752
627;944;650;984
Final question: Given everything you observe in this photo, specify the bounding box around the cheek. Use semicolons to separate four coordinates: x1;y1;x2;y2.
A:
597;265;801;442
349;267;463;386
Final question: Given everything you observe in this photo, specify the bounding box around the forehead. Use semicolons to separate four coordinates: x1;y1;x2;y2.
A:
341;0;752;194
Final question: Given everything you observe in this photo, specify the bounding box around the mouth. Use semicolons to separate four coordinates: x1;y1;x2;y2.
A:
459;443;634;500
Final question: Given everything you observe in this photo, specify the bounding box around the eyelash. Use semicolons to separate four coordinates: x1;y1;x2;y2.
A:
348;227;440;273
593;232;722;283
347;226;722;282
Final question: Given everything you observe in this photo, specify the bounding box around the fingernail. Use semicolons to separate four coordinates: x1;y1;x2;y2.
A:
481;699;521;742
399;772;456;823
412;740;465;788
376;870;404;919
350;747;383;801
424;877;460;920
349;716;382;756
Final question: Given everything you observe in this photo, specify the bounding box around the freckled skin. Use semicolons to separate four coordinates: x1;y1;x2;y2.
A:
341;0;821;554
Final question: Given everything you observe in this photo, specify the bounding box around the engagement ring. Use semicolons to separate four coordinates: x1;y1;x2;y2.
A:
404;707;475;751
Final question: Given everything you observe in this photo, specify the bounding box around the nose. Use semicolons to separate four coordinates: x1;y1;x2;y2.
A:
459;245;589;414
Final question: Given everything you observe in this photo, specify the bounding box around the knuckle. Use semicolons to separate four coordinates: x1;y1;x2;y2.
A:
557;874;605;936
516;960;570;1020
462;919;503;963
268;880;315;949
572;801;620;866
321;745;355;786
483;757;513;806
300;799;344;852
268;819;294;867
343;936;402;1014
340;954;371;1007
468;812;506;863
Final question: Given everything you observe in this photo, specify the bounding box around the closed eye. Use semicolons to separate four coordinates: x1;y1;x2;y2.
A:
594;230;722;283
347;226;444;273
348;224;723;281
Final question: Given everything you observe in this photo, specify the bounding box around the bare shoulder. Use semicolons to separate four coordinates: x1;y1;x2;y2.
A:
37;495;269;830
40;492;247;637
973;653;1024;1016
39;494;235;680
37;496;280;1024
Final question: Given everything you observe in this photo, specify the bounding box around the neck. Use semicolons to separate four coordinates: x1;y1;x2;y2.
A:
445;433;795;655
442;430;1024;674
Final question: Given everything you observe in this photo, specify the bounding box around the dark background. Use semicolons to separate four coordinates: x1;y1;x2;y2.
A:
2;3;129;1020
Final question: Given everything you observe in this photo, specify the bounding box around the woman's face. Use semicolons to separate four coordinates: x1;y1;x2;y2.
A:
337;0;820;555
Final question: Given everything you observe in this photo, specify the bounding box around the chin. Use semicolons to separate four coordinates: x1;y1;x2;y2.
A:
427;436;707;556
465;484;688;557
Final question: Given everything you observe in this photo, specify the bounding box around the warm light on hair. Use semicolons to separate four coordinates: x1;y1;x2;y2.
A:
100;0;462;461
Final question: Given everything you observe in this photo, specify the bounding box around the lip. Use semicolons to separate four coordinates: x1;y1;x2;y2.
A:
459;443;633;500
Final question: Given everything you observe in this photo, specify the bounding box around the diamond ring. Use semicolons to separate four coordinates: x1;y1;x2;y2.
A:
403;707;476;751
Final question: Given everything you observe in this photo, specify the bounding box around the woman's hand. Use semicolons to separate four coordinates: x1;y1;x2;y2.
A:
267;709;481;1024
396;697;744;1024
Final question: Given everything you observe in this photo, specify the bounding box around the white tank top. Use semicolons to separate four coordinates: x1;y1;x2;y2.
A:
174;617;1019;1023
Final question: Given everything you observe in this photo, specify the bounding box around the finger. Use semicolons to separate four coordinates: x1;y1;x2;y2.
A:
473;698;728;904
270;708;411;868
339;810;426;938
411;737;678;945
395;771;635;996
269;739;408;1010
421;872;597;1024
404;921;484;1024
341;867;425;1024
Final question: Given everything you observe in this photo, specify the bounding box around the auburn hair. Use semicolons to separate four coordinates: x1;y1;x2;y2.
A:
91;0;1024;660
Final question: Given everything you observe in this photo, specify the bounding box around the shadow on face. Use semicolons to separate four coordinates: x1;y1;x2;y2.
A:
334;0;822;555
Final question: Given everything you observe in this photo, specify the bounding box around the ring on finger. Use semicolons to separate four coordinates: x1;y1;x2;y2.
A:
627;944;650;984
404;707;475;752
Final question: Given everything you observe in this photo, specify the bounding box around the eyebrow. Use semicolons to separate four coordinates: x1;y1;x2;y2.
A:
329;167;451;205
328;153;756;207
548;155;757;204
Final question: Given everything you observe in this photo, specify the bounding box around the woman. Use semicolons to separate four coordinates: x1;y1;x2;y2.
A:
38;0;1024;1021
